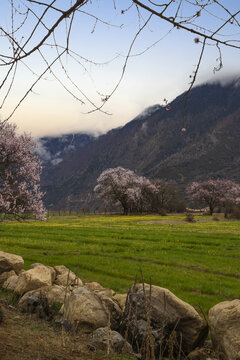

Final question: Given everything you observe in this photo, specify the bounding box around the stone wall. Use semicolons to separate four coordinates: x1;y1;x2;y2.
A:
0;251;239;360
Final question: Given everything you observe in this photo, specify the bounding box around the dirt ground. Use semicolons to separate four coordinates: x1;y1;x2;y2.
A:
0;301;130;360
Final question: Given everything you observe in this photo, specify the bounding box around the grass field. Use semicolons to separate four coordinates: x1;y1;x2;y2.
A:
0;214;240;313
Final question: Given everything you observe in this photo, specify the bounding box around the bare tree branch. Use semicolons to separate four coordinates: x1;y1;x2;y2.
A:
0;0;239;124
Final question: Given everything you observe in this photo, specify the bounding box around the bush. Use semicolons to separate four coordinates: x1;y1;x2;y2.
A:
185;213;196;222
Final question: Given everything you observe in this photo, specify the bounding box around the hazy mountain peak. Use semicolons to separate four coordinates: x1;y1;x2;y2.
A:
134;104;162;121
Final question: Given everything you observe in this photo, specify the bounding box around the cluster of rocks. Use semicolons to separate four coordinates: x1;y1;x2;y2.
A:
0;251;240;360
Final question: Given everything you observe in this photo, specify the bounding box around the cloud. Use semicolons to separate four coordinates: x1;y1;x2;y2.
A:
51;158;63;166
134;104;162;121
35;140;52;161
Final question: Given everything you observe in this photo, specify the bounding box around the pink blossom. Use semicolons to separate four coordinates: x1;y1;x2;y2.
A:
187;179;240;215
0;122;46;220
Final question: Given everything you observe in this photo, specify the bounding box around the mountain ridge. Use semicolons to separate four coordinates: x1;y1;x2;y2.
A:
40;82;240;209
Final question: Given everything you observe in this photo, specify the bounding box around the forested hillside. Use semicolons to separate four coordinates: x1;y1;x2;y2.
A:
40;82;240;209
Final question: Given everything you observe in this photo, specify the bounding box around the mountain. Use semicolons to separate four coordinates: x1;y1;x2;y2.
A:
41;82;240;209
36;133;94;169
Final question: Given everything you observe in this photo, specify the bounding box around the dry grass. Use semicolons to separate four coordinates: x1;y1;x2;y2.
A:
0;305;87;360
0;302;133;360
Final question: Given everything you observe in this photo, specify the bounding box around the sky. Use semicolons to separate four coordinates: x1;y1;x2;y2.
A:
0;0;240;138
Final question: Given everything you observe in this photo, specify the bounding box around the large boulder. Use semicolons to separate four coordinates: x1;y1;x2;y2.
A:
0;251;24;275
63;287;108;332
121;284;208;358
54;265;82;288
14;265;53;295
208;299;240;360
18;284;67;312
89;327;133;355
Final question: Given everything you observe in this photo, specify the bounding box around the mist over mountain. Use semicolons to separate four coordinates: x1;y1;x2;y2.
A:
36;133;94;168
40;81;240;209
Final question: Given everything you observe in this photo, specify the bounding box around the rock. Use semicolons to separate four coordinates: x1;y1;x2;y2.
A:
30;263;44;269
85;282;104;291
63;287;108;332
17;294;53;320
87;286;122;331
14;265;54;295
30;263;56;282
54;265;82;288
208;299;240;360
95;292;122;331
0;270;16;285
121;283;208;358
113;293;127;311
89;327;133;355
94;288;116;298
2;274;19;291
0;251;24;275
18;284;67;312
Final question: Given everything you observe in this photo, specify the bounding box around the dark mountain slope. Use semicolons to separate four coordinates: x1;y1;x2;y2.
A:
36;133;94;168
41;82;240;208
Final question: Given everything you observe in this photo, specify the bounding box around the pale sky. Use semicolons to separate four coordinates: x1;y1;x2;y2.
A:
1;0;240;137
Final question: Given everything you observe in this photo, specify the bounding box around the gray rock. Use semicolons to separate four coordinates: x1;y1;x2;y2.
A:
18;284;66;311
90;327;133;355
121;283;208;358
63;287;108;332
18;294;52;320
209;299;240;360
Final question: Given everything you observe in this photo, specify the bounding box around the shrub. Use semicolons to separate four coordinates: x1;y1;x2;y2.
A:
185;213;196;222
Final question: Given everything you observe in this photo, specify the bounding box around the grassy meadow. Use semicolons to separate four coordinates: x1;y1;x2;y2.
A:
0;213;240;313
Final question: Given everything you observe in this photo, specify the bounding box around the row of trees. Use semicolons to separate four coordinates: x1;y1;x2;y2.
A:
94;167;176;215
95;167;240;216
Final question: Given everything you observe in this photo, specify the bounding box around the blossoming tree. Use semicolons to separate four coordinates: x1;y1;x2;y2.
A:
94;166;154;214
0;123;46;220
186;179;240;215
94;166;177;214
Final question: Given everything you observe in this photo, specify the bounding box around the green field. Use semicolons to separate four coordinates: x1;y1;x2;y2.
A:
0;214;240;313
